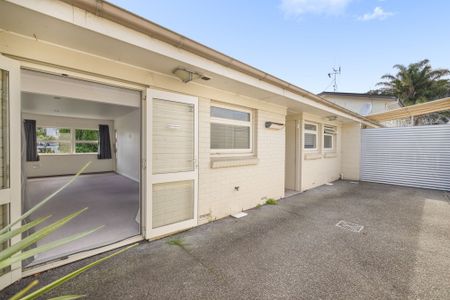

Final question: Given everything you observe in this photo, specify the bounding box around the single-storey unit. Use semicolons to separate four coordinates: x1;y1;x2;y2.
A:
0;0;380;288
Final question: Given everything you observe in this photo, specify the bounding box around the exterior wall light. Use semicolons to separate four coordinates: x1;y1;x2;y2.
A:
172;67;211;83
265;121;285;130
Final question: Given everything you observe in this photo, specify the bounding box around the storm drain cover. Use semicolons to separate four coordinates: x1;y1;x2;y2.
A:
336;220;364;233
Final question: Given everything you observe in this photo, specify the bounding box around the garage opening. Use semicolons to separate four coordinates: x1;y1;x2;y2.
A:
21;70;142;266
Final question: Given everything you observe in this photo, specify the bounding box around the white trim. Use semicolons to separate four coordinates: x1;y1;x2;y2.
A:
22;235;143;277
210;103;253;155
146;88;199;239
323;124;337;152
36;126;100;155
323;134;334;151
0;189;11;205
0;54;22;290
17;62;147;280
303;121;318;151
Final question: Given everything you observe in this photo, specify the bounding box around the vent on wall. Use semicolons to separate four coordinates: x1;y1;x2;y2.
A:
324;125;337;134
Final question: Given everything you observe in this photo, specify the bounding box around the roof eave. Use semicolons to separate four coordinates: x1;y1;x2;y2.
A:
59;0;380;127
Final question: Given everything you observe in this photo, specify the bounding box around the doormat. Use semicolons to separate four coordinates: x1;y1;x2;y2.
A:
336;220;364;233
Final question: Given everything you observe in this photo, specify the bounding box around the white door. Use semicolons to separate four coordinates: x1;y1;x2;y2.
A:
145;89;198;239
0;55;21;289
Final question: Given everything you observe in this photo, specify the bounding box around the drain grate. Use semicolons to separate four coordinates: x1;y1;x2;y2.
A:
336;220;364;233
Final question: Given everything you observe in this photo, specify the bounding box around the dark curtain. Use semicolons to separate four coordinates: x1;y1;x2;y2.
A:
98;124;112;159
24;119;39;162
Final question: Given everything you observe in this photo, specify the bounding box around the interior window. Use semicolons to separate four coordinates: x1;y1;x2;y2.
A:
36;127;100;154
210;105;252;153
37;127;71;154
75;129;99;153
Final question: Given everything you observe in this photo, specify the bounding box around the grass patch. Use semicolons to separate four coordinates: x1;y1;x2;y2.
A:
167;238;185;247
256;204;262;208
265;198;278;205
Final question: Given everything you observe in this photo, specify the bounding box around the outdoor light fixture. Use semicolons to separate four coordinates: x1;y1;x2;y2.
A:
265;121;285;130
326;115;337;121
172;67;210;83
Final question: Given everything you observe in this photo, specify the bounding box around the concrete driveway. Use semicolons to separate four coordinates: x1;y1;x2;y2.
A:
4;181;450;299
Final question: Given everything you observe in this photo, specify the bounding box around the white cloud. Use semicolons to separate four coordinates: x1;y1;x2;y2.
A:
358;7;393;21
280;0;353;16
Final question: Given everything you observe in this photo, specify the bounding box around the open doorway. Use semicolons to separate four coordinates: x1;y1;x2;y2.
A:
285;117;300;197
21;70;142;266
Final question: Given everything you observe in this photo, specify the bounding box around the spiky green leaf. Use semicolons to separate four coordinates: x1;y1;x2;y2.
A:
0;162;91;236
0;216;51;245
9;280;39;300
20;243;138;300
0;226;103;270
0;208;88;262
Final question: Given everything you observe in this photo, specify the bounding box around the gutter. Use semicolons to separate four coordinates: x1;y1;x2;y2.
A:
59;0;380;127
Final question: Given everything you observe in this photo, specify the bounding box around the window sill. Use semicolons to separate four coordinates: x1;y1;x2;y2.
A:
37;153;99;157
210;156;259;169
324;152;337;158
304;153;322;160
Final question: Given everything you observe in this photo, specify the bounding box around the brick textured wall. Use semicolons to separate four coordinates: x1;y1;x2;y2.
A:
300;113;342;191
198;97;286;223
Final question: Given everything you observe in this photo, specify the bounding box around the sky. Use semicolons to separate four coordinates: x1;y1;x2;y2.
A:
108;0;450;94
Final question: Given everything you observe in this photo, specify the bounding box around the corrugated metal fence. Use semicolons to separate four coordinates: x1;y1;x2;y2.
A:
361;125;450;191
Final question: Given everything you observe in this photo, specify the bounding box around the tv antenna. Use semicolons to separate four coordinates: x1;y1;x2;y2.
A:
328;66;341;92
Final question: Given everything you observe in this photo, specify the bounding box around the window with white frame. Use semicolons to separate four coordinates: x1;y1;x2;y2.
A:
323;125;336;151
37;127;72;154
75;129;99;153
37;127;99;154
210;104;252;153
304;122;318;150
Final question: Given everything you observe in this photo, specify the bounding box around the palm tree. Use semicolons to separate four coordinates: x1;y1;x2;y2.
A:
374;59;450;106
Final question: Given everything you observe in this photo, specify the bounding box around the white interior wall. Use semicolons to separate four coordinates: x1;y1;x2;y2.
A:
24;113;115;177
114;109;140;182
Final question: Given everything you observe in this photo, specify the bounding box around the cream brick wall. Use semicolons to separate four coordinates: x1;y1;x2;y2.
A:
0;29;366;229
198;97;286;223
341;122;361;180
294;112;343;191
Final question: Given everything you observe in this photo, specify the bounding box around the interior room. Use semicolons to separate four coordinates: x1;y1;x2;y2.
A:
21;70;141;266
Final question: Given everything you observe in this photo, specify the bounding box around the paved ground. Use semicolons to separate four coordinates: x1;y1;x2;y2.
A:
3;181;450;299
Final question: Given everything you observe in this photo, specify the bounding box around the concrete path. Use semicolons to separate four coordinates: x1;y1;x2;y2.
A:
4;181;450;299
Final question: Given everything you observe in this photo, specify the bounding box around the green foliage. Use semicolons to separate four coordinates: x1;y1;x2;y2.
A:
265;198;278;205
19;243;137;300
75;143;98;153
167;238;185;247
75;129;98;141
374;59;450;106
75;129;99;153
0;162;135;299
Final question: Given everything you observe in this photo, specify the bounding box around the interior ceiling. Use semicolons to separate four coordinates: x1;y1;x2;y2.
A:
0;1;354;122
22;92;137;120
